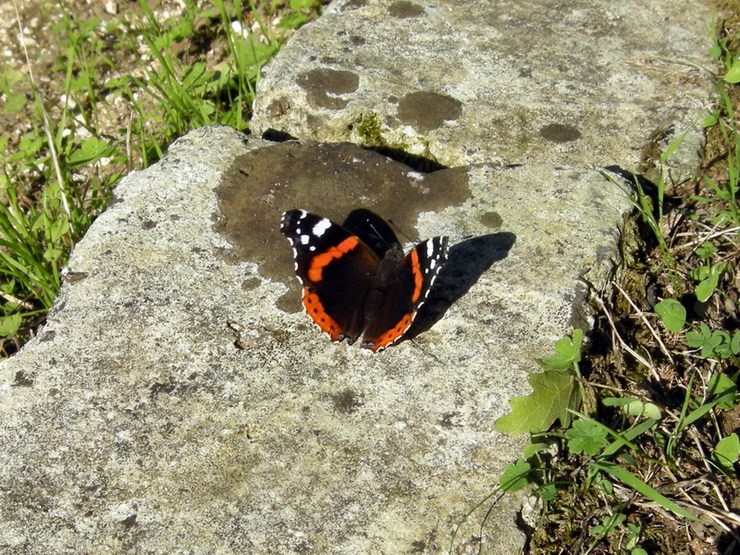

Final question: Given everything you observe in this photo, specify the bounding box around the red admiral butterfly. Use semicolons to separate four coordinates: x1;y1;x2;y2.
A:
280;209;449;351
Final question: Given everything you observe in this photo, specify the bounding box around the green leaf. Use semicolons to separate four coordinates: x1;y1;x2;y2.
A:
0;313;22;337
625;523;642;549
3;92;27;114
602;398;662;421
598;417;658;459
50;219;70;243
566;419;608;455
43;247;63;262
495;370;579;434
690;264;711;282
683;390;738;428
538;329;583;371
622;400;662;420
290;0;315;9
591;471;613;495
68;137;111;167
695;272;720;302
591;512;626;538
654;299;686;332
712;433;739;476
686;323;711;348
702;113;718;127
731;331;740;355
538;483;558;501
685;324;732;359
522;442;551;458
694;241;717;260
499;459;532;492
592;461;700;521
708;372;736;397
724;58;740;83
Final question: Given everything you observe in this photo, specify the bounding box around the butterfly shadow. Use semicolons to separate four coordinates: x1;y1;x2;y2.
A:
405;232;517;343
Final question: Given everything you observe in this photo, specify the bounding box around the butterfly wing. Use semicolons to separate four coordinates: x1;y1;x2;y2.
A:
342;208;400;259
280;210;379;344
361;236;449;351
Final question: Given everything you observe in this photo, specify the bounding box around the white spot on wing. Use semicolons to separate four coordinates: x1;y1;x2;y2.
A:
312;218;332;237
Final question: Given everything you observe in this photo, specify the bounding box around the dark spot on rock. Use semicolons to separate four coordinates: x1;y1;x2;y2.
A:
242;277;261;291
438;411;460;428
397;91;462;132
265;97;290;118
39;330;56;342
261;128;297;142
332;389;364;414
411;540;427;552
121;514;137;528
479;211;503;229
216;141;471;287
389;0;424;17
49;387;62;398
276;291;302;314
12;371;34;387
150;379;177;397
297;69;359;109
142;220;157;230
272;329;291;344
345;0;368;7
539;123;582;143
64;271;88;283
107;194;124;207
349;35;365;46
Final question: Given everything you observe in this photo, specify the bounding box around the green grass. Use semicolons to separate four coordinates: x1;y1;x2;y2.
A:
0;0;322;354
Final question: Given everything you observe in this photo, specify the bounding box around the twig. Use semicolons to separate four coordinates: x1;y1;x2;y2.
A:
594;293;662;382
613;281;674;363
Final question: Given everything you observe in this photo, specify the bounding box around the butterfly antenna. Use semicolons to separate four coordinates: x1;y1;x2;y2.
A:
369;220;394;249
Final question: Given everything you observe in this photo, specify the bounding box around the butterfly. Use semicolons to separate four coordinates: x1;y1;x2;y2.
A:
280;208;448;351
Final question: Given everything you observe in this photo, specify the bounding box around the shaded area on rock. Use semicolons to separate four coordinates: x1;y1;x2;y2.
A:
216;141;471;291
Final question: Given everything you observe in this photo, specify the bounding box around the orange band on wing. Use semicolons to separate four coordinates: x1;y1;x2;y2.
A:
365;312;413;352
409;248;424;303
303;288;344;341
307;236;359;283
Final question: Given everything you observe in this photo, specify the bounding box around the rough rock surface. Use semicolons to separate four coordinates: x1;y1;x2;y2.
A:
0;0;715;552
252;0;712;172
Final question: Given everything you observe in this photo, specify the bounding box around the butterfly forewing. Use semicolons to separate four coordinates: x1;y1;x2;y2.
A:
280;210;378;343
